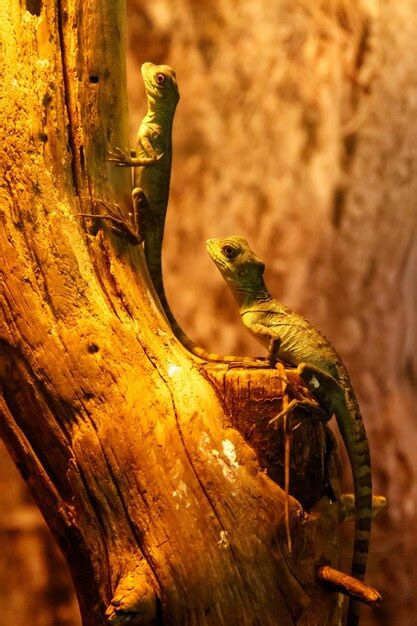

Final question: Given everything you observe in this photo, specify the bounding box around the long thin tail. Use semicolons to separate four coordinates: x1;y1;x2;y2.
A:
298;363;373;626
337;368;372;626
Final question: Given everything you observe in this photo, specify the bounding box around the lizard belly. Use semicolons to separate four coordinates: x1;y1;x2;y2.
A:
278;325;326;367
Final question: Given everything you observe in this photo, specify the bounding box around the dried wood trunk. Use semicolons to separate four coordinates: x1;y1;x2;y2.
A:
0;1;344;625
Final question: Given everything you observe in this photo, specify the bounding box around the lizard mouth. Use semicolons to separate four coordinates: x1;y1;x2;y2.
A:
206;239;229;271
205;238;219;258
140;62;156;80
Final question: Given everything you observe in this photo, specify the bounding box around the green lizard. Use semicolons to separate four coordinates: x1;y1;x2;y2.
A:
84;62;265;365
206;235;374;626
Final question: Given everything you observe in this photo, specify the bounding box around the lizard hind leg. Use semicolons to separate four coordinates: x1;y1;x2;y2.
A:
79;191;150;247
131;187;149;242
296;362;342;399
268;398;329;429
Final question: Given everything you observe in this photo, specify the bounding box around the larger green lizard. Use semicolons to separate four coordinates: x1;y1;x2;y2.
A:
206;235;374;626
87;62;265;365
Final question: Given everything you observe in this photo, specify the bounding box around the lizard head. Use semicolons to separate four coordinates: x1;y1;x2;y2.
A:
141;62;179;109
206;236;266;291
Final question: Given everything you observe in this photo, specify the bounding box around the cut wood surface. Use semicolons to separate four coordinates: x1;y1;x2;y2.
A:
0;1;352;625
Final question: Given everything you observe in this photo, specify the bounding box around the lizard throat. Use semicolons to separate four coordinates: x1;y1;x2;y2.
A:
145;95;178;122
228;281;271;308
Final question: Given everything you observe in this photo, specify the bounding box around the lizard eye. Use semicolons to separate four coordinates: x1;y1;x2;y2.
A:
222;245;236;259
155;73;166;85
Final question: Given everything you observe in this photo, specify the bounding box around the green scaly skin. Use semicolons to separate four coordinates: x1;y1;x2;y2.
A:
107;62;179;304
133;62;178;299
206;235;374;626
106;63;265;365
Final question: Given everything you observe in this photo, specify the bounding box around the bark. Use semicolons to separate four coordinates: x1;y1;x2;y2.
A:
124;1;417;625
0;1;345;625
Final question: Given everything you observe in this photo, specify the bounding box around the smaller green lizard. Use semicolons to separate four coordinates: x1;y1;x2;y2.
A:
206;235;375;626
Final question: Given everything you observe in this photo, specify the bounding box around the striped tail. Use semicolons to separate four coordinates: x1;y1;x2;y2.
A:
171;317;265;364
298;363;373;626
338;368;372;626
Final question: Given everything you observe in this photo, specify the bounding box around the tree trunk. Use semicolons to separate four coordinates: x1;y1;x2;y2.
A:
0;1;345;625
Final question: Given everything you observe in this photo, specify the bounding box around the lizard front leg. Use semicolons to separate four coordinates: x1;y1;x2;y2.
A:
107;146;162;167
225;333;282;371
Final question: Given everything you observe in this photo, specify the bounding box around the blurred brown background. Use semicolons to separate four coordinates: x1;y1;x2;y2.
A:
1;1;416;625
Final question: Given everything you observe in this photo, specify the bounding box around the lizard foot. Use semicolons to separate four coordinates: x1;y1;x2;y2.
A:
79;198;144;246
269;398;329;429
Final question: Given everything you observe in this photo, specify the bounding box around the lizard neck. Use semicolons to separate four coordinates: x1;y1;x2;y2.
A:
145;97;177;126
227;277;272;310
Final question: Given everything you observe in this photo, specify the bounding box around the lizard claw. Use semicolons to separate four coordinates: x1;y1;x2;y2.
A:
79;198;144;247
107;146;164;167
107;147;132;166
269;398;329;428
